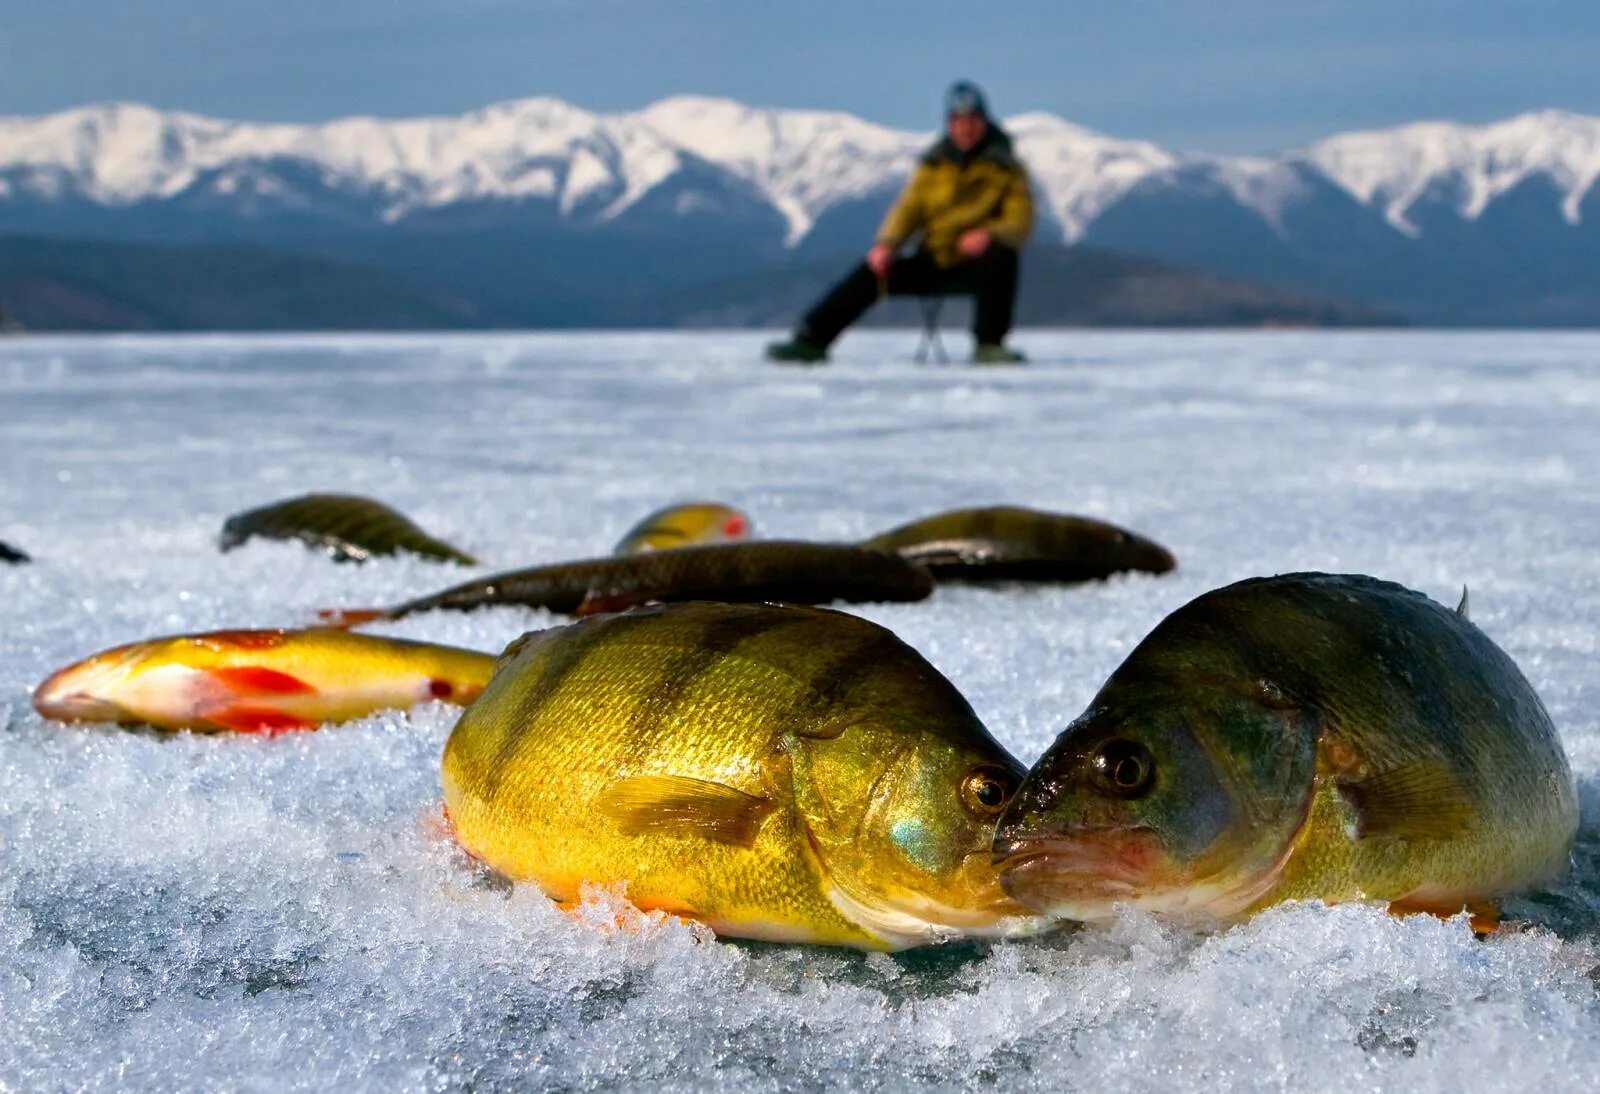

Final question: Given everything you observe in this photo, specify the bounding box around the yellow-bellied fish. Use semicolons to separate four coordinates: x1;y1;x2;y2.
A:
34;628;496;733
322;541;934;626
441;602;1049;949
220;493;476;564
994;573;1578;926
861;505;1175;581
613;502;753;555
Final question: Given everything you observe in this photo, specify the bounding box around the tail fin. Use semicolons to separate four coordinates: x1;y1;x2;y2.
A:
316;607;389;629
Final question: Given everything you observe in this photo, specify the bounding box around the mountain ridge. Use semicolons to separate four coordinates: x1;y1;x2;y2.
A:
3;96;1598;325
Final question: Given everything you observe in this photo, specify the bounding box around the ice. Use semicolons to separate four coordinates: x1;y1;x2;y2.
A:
2;330;1598;1090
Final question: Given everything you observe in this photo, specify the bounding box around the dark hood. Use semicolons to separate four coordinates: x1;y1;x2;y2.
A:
922;124;1017;169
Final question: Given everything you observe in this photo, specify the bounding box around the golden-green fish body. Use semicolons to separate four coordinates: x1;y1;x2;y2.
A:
994;573;1578;923
861;505;1175;581
442;602;1047;949
220;493;476;564
33;628;496;733
612;502;753;555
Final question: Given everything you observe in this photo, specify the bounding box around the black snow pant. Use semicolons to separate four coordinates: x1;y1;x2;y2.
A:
799;245;1020;348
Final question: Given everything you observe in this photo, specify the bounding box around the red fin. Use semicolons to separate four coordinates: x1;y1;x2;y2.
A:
428;678;454;699
203;705;318;734
211;666;314;694
193;630;288;652
722;514;748;538
1388;898;1503;936
574;590;654;616
317;608;387;628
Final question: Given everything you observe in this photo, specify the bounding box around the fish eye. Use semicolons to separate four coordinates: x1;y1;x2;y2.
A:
960;765;1015;816
1090;739;1155;799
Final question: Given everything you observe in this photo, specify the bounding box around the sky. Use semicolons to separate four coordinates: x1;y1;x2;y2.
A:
2;0;1598;153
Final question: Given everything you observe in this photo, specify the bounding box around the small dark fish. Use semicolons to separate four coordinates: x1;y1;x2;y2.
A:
322;540;934;625
220;493;476;565
1;539;28;564
860;505;1175;582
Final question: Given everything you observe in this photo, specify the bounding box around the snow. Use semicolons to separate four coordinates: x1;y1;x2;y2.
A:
2;331;1598;1090
637;96;925;245
1005;112;1178;242
1306;111;1600;234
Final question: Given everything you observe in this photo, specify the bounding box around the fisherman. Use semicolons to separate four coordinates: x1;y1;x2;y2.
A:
767;81;1033;365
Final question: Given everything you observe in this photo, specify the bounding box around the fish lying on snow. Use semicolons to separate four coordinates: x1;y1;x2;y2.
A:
321;541;934;626
220;493;477;564
442;602;1049;949
1;539;28;564
33;628;496;733
861;505;1175;581
993;573;1578;927
613;502;752;555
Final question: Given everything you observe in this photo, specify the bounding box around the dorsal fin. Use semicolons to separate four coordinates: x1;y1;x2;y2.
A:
1456;586;1470;619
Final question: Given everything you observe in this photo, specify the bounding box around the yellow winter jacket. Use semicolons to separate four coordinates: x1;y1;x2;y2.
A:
876;128;1034;268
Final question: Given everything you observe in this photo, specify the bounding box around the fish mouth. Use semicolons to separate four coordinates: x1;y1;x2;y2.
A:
992;829;1165;918
31;647;142;722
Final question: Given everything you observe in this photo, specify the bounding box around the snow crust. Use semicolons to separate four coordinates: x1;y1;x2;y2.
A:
6;96;1594;244
2;331;1598;1090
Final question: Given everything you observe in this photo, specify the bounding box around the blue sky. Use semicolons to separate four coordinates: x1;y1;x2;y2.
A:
3;0;1597;153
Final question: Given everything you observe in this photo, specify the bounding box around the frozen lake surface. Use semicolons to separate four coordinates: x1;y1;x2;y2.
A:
2;330;1598;1090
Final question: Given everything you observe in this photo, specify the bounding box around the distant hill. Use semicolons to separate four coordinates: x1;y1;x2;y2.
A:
0;234;1394;331
2;97;1598;324
654;247;1395;329
0;235;486;330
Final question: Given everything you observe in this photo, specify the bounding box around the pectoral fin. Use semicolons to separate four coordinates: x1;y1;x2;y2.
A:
595;775;774;848
201;705;318;734
574;589;659;617
209;666;314;694
1336;761;1477;842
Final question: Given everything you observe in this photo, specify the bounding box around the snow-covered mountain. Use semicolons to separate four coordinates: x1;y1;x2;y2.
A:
2;96;1598;323
1305;109;1600;235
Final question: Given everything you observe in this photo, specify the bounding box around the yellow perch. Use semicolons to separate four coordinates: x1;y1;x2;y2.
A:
994;573;1579;927
442;602;1049;950
33;628;496;734
613;502;753;554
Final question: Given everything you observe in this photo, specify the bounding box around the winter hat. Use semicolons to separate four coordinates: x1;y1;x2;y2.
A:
944;80;989;119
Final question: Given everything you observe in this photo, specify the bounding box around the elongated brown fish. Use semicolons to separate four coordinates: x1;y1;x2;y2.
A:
220;493;476;564
442;602;1049;949
33;628;496;733
861;505;1174;582
322;540;934;626
994;573;1578;926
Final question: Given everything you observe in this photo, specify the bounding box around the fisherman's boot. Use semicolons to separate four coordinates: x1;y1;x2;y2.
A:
765;332;829;365
973;343;1026;365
